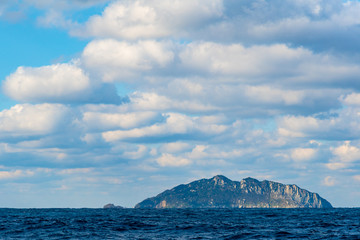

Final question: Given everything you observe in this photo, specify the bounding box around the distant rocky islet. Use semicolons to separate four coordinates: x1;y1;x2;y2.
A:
103;203;124;209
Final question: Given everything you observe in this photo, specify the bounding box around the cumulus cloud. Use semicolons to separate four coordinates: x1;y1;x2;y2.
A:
68;0;360;55
58;168;92;175
210;0;360;53
82;39;174;82
72;0;223;39
180;43;311;77
147;81;342;117
322;176;336;186
291;148;317;162
0;104;71;138
71;38;360;118
325;162;348;171
122;145;148;160
129;92;218;113
156;153;191;167
332;141;360;166
160;142;191;154
187;144;246;161
3;63;90;102
223;0;340;21
327;141;360;170
340;93;360;106
7;0;360;54
277;107;360;140
0;170;34;180
82;111;161;131
78;39;358;117
332;141;360;163
244;86;305;106
101;112;229;143
278;116;320;138
179;42;360;87
3;63;121;104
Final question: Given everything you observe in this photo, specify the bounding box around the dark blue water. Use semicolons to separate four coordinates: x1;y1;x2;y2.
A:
0;208;359;239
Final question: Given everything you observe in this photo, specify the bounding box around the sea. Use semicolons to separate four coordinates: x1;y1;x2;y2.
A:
0;208;359;239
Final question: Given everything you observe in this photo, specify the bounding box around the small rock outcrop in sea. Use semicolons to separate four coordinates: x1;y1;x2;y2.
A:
103;203;124;209
135;175;333;208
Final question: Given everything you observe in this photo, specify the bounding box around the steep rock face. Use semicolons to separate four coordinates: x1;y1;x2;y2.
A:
135;175;332;208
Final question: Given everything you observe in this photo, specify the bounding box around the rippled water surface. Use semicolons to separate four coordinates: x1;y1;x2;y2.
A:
0;208;359;239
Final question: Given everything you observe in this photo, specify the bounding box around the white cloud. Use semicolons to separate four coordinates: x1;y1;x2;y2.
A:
325;162;348;170
3;62;121;104
187;144;247;161
160;142;191;154
101;112;228;142
149;78;342;117
188;145;209;160
122;145;148;159
0;104;70;137
82;39;174;82
58;168;92;175
180;42;360;86
332;141;360;163
130;92;218;113
180;43;311;77
278;116;319;138
101;113;195;142
156;153;191;167
0;170;34;180
277;107;360;141
3;63;91;103
245;86;305;105
326;141;360;170
0;142;72;162
322;176;336;186
340;93;360;106
82;111;160;131
291;148;317;162
277;114;342;139
353;175;360;182
130;84;323;118
331;1;360;26
72;0;223;39
206;0;360;53
46;40;358;119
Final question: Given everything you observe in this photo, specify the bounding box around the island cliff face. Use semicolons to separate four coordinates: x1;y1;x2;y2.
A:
135;175;332;208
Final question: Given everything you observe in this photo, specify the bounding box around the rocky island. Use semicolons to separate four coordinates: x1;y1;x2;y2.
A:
135;175;332;208
103;203;124;209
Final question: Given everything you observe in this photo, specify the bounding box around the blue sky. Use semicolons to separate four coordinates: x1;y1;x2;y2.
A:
1;0;360;208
